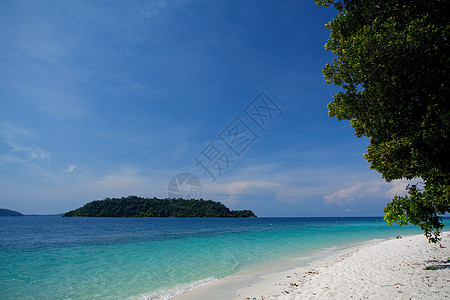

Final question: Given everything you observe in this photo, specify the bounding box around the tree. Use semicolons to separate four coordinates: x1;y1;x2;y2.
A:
315;0;449;242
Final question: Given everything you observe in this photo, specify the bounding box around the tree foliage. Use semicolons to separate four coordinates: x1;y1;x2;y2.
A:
315;0;449;242
63;196;257;218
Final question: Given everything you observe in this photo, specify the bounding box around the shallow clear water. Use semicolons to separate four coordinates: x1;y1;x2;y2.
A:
1;216;448;299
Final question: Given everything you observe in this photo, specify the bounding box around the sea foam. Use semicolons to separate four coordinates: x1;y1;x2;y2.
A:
135;277;218;300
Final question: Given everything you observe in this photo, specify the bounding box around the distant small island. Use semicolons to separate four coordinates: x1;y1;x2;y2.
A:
0;208;24;216
64;196;257;218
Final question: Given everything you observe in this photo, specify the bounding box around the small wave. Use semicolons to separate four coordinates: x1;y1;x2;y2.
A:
134;277;218;300
322;246;338;253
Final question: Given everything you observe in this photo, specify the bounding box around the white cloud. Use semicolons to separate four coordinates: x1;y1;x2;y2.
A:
385;179;421;198
138;0;202;23
202;178;280;205
64;164;76;173
200;163;378;206
0;123;34;140
86;167;168;199
90;169;144;190
227;180;280;193
323;182;381;205
139;0;170;21
24;85;86;120
324;179;420;206
6;141;50;163
275;185;327;204
0;123;50;164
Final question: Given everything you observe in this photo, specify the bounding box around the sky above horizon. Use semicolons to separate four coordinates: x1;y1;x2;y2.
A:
0;0;414;216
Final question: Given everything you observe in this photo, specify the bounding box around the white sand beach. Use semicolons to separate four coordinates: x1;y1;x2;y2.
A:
174;232;450;300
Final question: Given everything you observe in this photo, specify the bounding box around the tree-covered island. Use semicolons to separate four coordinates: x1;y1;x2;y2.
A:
0;208;24;216
63;196;257;218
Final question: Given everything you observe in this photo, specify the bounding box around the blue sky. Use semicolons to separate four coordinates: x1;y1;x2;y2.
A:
0;0;412;216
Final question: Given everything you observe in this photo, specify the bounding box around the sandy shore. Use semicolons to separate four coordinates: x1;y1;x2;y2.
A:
174;232;450;300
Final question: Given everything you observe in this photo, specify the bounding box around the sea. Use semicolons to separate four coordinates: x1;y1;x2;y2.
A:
1;216;448;299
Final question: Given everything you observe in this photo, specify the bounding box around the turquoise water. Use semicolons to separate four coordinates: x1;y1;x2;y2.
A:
1;216;448;299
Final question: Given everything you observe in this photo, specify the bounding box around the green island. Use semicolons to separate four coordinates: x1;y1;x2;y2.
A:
63;196;257;218
0;208;24;216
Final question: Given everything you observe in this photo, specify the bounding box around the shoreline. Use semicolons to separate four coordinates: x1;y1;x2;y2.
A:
173;232;450;300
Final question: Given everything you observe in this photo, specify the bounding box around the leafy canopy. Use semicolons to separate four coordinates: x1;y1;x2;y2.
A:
315;0;449;242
